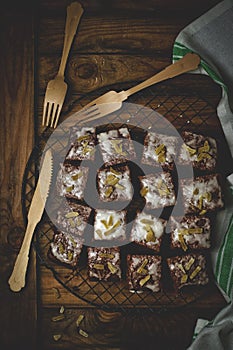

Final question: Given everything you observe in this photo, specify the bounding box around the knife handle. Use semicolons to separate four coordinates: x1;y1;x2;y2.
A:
8;221;37;292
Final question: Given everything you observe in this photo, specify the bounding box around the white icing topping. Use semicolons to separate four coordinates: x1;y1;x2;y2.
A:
94;210;126;240
143;132;177;165
131;212;165;243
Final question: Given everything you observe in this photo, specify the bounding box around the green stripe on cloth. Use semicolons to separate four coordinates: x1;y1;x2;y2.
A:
215;215;233;297
173;41;227;91
173;41;233;299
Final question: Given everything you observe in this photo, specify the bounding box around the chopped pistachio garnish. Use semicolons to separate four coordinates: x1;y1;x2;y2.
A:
65;211;79;219
140;218;154;225
185;144;197;156
193;188;199;195
67;251;74;261
59;306;65;314
58;243;65;254
108;215;113;227
72;172;83;181
139;274;151;286
96;229;103;238
115;183;125;190
179;227;203;235
99;253;114;259
76;314;85;327
109;167;121;175
185;257;195;271
158;180;170;195
66;185;74;193
101;219;109;229
79;329;89;338
155;143;165;155
140;186;148;197
77;134;90;142
105;174;119;186
93;264;104;270
107;261;117;274
104;220;121;236
52;314;65;322
181;274;188;284
158;154;166;163
53;334;62;341
137;259;148;274
104;186;114;198
52;287;61;299
198;140;210;153
197;196;203;210
197;152;212;161
178;233;188;251
190;265;202;279
177;263;186;274
145;226;156;242
204;192;212;202
199;209;207;215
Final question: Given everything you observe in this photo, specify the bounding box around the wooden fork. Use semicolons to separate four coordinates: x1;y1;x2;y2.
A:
42;2;84;129
77;53;200;124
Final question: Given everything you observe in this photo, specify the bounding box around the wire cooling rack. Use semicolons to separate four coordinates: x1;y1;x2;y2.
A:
22;82;230;312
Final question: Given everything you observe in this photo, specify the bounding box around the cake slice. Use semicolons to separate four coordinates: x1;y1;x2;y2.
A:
127;255;162;292
180;174;224;215
139;172;176;209
94;209;127;242
170;215;211;251
87;247;121;281
56;163;89;200
130;211;166;252
55;201;91;237
50;231;83;268
97;127;136;166
65;126;96;161
97;165;133;202
141;131;178;169
178;131;217;171
167;253;209;290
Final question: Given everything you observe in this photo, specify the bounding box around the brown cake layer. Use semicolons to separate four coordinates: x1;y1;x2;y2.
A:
178;131;217;171
130;211;166;252
65;126;96;161
167;253;209;290
141;131;178;170
127;255;162;292
87;247;121;281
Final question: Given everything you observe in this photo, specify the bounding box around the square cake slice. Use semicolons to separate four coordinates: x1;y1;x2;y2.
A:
130;212;166;252
94;209;126;242
127;255;162;292
65;126;96;161
167;253;209;290
56;163;89;200
97;127;136;166
178;131;217;171
139;172;176;209
87;247;121;281
97;165;133;202
141;132;178;169
170;215;211;251
55;201;91;237
50;231;83;268
180;174;224;215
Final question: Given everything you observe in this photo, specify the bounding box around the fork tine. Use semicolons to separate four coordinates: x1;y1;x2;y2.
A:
52;104;62;129
45;103;54;126
42;102;50;126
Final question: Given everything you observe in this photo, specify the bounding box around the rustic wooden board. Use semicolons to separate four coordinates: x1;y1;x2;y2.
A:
0;3;37;349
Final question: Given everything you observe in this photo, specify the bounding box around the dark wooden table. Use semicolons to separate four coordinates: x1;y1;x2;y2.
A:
0;1;228;349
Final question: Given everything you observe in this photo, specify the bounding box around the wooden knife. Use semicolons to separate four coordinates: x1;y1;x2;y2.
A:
8;149;53;292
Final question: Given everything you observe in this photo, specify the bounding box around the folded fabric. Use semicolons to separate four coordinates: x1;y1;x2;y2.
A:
173;0;233;302
172;1;233;348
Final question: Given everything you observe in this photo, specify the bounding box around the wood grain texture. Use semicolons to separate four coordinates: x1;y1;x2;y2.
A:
0;5;36;349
